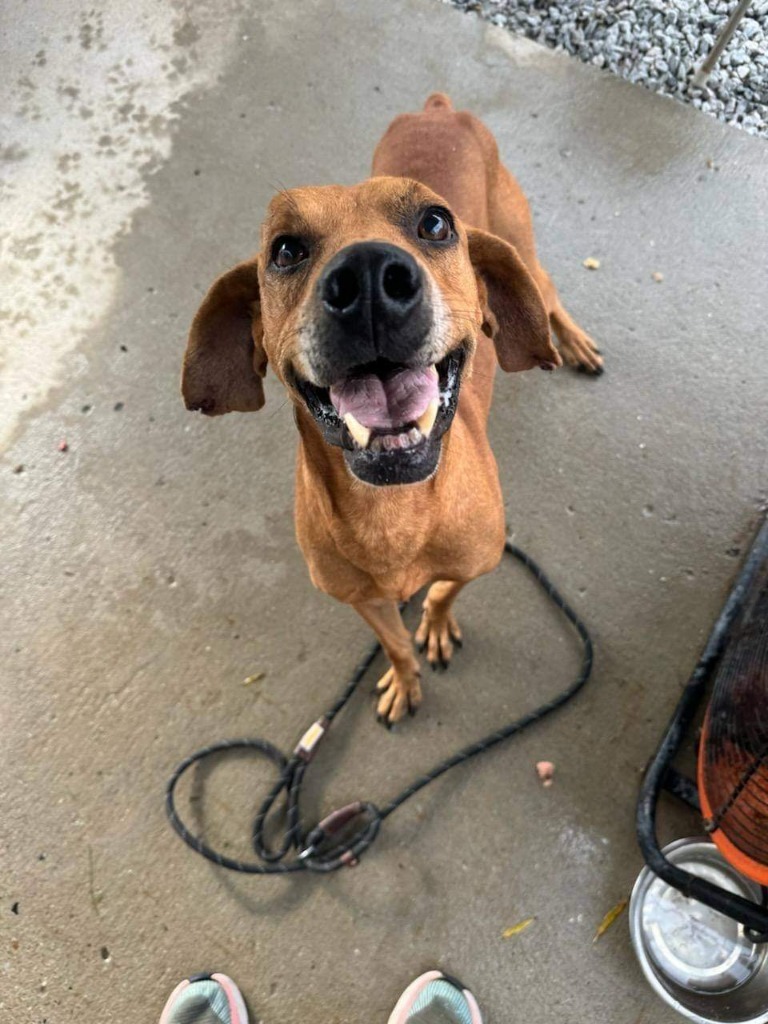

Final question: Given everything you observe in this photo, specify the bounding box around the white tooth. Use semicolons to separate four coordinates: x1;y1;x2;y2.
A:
427;365;439;380
408;427;422;445
344;413;371;449
382;434;398;451
416;398;439;438
369;436;383;453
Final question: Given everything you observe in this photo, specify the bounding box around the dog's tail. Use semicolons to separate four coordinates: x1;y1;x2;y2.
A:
424;92;454;112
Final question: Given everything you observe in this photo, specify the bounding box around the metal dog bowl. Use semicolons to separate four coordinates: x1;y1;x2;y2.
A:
630;838;768;1022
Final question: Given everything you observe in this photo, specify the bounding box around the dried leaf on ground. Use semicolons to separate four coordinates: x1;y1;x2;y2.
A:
502;916;536;939
242;671;266;686
593;899;628;943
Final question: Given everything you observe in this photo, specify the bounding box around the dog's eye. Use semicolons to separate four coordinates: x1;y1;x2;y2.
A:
418;208;452;242
272;236;309;269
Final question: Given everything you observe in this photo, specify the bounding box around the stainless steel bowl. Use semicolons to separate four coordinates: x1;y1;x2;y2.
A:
630;838;768;1023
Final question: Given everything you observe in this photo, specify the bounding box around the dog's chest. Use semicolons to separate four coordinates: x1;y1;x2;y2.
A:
311;494;501;602
338;499;435;579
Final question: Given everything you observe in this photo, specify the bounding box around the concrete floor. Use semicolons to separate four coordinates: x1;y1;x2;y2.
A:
2;1;768;1022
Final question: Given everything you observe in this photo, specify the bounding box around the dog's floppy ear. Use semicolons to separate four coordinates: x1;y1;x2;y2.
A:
182;259;267;415
467;229;561;372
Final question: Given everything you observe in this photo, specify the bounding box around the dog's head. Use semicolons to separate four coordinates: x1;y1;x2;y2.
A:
182;177;560;486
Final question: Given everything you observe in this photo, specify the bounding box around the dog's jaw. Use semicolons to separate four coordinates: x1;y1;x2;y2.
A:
342;428;444;487
294;346;466;487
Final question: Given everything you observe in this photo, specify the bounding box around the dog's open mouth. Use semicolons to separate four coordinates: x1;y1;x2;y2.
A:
295;349;466;485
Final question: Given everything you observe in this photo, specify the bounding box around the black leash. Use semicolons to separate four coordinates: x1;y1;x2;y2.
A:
166;541;593;874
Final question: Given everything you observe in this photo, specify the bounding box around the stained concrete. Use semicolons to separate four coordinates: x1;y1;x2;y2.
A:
1;1;767;1022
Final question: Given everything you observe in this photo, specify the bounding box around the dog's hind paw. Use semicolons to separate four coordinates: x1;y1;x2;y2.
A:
559;332;604;376
375;667;422;726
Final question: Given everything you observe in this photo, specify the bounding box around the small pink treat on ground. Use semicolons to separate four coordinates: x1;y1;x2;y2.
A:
536;761;555;787
58;439;69;452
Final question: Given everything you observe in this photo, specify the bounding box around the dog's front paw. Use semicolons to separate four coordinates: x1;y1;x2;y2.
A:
375;666;422;727
415;606;463;671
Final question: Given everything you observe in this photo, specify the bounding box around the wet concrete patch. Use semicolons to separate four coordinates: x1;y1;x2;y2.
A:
0;0;244;450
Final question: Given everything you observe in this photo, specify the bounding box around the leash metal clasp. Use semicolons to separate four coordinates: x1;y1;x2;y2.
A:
297;801;367;864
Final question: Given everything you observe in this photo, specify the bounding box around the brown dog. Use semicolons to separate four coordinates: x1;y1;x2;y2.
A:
182;94;601;725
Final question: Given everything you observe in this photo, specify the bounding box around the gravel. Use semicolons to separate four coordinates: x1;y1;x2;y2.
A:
442;0;768;136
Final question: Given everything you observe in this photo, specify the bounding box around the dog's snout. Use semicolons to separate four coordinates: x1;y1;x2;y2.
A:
320;242;423;324
311;241;433;380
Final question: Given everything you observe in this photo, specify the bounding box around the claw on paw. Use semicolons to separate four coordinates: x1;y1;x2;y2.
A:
375;667;422;726
559;334;604;375
415;607;463;671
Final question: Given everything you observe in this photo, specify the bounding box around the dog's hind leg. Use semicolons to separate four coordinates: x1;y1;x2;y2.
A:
484;158;603;375
535;268;604;376
353;598;422;726
414;580;465;671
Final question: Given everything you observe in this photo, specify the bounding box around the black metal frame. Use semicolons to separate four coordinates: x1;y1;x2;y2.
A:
636;511;768;939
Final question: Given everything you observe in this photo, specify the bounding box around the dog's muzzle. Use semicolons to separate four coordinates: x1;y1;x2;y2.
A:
296;348;466;486
315;240;432;374
293;240;467;486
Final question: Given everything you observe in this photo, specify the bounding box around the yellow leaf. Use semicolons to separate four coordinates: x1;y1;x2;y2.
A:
502;916;536;939
593;899;628;943
242;671;266;686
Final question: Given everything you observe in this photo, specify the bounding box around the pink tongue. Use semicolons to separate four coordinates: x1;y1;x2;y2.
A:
330;368;438;430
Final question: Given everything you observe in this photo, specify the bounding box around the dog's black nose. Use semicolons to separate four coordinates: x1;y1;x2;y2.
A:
320;242;423;326
312;241;432;379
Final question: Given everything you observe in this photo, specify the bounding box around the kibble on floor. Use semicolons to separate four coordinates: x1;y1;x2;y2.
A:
442;0;768;137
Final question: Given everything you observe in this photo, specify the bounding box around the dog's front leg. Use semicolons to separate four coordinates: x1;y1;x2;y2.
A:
353;599;422;726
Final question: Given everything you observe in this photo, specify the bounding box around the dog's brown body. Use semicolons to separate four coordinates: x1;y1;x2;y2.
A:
183;95;601;724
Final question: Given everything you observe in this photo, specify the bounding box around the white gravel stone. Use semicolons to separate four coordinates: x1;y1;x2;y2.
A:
442;0;768;137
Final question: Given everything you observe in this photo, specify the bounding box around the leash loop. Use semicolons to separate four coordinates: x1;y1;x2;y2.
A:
166;542;593;875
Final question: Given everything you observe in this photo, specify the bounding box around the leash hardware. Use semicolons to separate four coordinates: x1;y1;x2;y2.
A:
297;801;367;862
294;717;330;762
